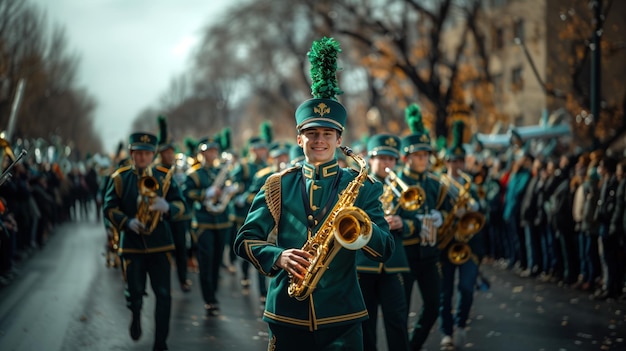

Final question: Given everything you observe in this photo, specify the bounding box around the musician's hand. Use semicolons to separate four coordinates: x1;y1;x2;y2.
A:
234;194;246;207
127;218;145;233
149;197;170;214
204;186;218;200
275;249;313;280
430;210;443;228
386;215;403;230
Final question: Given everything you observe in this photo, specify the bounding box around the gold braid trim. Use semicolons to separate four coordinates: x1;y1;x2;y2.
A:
264;173;282;244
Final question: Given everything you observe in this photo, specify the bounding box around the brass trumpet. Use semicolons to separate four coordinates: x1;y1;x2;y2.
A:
383;167;425;213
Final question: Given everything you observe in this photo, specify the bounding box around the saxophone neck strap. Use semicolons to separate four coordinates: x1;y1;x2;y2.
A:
300;170;343;232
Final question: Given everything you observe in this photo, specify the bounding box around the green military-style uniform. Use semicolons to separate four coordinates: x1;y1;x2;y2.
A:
183;137;233;315
235;158;394;328
236;37;394;351
156;115;193;292
356;134;410;351
397;104;452;351
438;121;487;345
230;136;268;290
103;132;186;351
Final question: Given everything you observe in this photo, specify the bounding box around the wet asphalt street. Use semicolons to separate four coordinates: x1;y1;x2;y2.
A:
0;212;624;351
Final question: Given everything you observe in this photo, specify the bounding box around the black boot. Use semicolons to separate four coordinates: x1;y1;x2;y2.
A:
130;312;142;341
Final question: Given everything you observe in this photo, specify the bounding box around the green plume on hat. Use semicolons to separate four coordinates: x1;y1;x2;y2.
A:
157;115;168;144
260;121;273;144
308;37;344;100
115;141;124;158
184;137;198;156
405;103;426;134
221;128;231;151
451;120;465;148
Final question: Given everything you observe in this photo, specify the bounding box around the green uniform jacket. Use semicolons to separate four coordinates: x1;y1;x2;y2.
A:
230;158;267;225
183;164;233;231
235;159;395;331
103;165;186;254
398;168;451;259
356;174;409;274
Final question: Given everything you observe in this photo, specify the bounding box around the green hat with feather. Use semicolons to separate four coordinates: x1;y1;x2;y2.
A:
401;103;432;155
445;120;466;160
295;37;346;134
157;115;176;152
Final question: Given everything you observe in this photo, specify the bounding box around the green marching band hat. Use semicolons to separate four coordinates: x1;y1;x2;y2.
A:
269;141;291;158
368;134;401;159
198;135;221;152
129;132;158;152
401;103;432;155
445;120;466;161
295;37;346;134
157;115;176;152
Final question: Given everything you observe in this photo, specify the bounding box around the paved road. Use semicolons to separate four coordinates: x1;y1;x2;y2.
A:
0;213;624;350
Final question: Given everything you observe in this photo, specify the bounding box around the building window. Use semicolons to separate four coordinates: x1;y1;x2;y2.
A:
493;27;504;50
511;67;523;91
514;19;525;42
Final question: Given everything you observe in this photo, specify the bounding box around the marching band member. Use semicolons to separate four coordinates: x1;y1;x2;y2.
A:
156;115;192;292
231;131;269;293
182;136;234;316
438;121;485;350
103;132;186;351
234;37;394;351
357;134;410;351
397;104;451;351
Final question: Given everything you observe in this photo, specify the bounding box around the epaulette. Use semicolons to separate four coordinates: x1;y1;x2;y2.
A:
111;165;131;178
280;165;301;177
155;165;172;174
186;163;202;175
254;166;274;179
427;173;441;182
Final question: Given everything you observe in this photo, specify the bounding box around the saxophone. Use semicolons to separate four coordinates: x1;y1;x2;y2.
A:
204;154;239;214
288;146;372;301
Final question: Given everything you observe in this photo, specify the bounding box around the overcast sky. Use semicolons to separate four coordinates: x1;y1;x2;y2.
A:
32;0;233;154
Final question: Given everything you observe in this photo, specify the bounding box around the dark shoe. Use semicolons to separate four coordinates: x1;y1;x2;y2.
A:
153;343;168;351
205;304;220;316
129;313;142;341
181;279;192;293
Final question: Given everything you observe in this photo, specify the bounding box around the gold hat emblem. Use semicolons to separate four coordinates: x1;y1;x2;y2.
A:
140;135;151;143
314;102;331;117
385;137;398;147
420;134;429;142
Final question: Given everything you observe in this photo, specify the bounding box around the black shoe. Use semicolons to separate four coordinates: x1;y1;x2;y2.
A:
181;279;192;293
153;343;168;351
205;304;220;316
130;313;142;341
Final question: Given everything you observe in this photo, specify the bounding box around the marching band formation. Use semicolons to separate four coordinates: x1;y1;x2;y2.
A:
1;37;626;351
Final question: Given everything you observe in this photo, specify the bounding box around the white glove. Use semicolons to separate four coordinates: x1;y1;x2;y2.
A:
234;194;246;207
455;207;467;219
149;197;170;214
429;210;443;228
204;186;218;200
127;218;145;233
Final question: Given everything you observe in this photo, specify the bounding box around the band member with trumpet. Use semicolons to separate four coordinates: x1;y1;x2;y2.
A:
437;121;485;350
234;37;394;351
183;136;234;316
103;132;186;351
356;134;410;351
397;103;451;351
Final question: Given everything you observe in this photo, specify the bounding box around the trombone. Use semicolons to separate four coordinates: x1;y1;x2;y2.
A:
382;167;426;215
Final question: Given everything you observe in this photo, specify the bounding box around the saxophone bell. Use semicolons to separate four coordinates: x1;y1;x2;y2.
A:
333;206;372;250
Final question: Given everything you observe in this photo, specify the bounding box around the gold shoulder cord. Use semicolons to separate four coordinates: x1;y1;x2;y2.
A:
264;173;282;244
